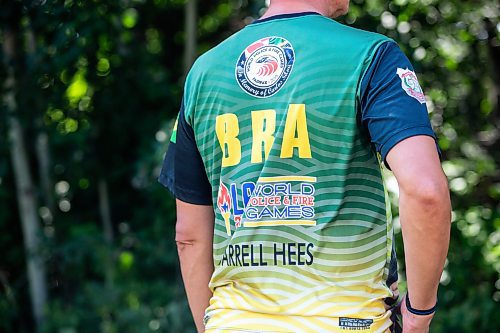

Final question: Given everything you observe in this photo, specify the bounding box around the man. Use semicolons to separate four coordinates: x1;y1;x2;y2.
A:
159;0;451;332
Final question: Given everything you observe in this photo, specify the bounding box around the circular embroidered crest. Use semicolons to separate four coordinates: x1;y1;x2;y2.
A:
396;68;426;104
235;36;295;98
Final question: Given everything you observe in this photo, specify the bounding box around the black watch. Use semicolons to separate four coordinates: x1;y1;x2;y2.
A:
405;293;438;316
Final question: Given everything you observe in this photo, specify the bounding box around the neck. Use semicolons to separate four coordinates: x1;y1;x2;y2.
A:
260;0;330;19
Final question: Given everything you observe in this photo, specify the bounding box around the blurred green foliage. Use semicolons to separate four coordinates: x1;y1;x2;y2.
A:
0;0;498;332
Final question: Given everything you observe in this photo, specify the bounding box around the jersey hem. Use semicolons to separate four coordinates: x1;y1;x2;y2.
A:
204;309;394;333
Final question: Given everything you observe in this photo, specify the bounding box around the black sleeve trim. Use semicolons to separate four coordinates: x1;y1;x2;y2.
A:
173;104;213;205
158;101;213;206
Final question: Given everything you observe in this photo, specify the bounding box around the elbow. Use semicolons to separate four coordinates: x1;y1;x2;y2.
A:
175;217;212;248
175;218;196;247
174;203;215;250
402;175;451;217
415;179;449;206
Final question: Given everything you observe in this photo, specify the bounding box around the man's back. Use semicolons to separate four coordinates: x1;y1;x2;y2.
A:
182;13;395;332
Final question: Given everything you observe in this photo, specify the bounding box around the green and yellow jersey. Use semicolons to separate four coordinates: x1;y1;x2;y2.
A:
160;12;437;333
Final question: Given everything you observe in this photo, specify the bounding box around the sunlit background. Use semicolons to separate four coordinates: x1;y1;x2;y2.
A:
0;0;499;332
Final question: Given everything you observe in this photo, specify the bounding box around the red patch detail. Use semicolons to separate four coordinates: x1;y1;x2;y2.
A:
217;182;232;214
257;60;278;76
246;42;264;54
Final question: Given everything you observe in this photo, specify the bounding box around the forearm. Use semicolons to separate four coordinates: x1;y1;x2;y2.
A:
399;188;451;309
177;240;214;332
174;201;215;332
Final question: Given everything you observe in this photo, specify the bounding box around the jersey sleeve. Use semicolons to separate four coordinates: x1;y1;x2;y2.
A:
158;101;213;205
360;41;439;169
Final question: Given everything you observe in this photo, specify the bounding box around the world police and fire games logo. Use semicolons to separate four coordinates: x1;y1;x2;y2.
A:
397;68;426;104
235;36;295;98
217;177;317;237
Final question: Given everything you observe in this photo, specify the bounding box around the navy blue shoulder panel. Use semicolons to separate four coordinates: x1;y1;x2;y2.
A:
158;103;212;205
360;41;438;168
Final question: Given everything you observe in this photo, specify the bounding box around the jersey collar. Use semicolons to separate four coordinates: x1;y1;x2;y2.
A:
251;11;321;24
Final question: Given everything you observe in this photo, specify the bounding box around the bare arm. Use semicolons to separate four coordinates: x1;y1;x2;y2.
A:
175;199;215;333
386;136;451;332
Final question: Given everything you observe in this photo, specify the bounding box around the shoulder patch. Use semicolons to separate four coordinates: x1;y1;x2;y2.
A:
396;68;426;104
235;36;295;98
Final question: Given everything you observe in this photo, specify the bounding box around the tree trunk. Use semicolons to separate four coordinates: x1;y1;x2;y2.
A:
184;0;197;74
25;27;55;217
98;178;115;288
3;28;48;333
35;132;55;215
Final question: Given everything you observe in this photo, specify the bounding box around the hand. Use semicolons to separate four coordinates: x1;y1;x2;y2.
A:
401;296;434;333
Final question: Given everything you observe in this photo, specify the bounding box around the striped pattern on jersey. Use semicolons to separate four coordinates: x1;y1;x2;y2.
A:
183;14;395;332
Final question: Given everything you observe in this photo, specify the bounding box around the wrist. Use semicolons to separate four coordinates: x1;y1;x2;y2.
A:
405;293;438;316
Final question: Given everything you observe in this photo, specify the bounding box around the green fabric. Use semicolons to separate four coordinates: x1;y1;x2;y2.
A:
184;14;395;323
